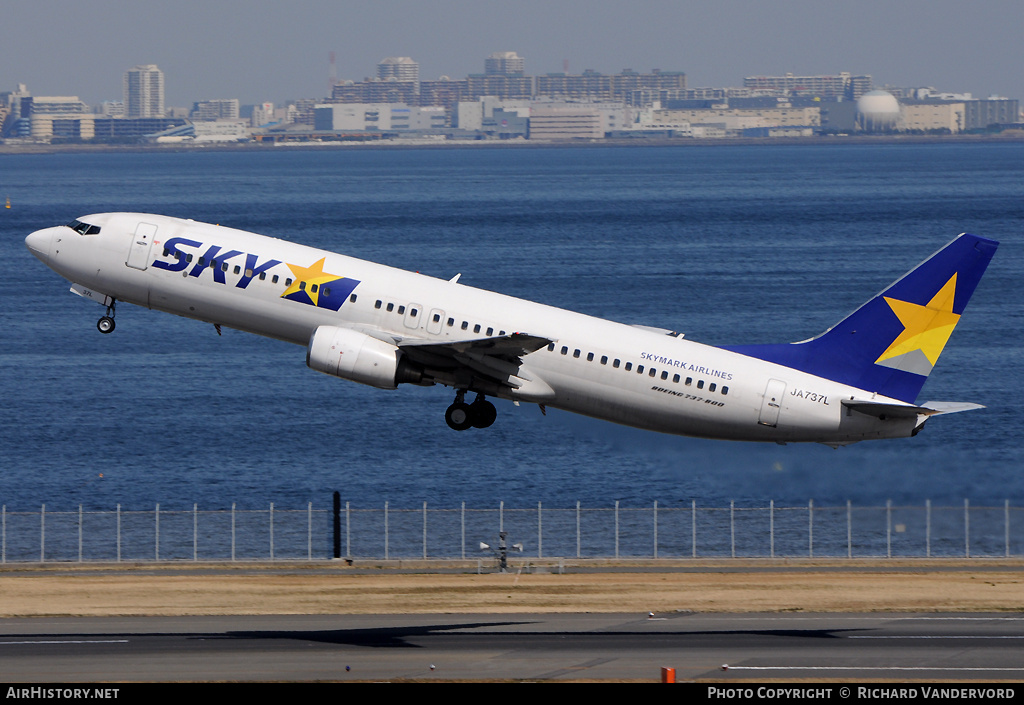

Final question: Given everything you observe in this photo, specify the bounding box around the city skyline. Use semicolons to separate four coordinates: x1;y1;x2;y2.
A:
4;0;1023;107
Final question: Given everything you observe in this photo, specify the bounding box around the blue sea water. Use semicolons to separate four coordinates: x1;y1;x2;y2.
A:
0;142;1022;512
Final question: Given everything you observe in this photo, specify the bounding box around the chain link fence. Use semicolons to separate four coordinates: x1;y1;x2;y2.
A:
1;500;1019;563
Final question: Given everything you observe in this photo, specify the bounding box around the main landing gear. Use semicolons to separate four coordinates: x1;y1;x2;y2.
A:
96;300;116;334
445;390;497;431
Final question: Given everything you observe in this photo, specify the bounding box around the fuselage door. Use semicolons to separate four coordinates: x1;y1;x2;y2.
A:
404;303;422;330
126;222;157;271
758;379;786;427
427;308;445;335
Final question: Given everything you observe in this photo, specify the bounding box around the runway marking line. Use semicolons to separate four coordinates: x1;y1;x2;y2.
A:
0;640;129;645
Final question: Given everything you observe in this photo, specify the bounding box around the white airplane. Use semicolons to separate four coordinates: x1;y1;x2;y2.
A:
25;213;997;446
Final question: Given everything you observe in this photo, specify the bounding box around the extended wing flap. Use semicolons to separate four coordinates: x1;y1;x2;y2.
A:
399;332;552;361
397;333;553;389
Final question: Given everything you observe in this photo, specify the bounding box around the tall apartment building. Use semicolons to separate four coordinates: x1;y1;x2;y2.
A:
485;51;525;76
743;72;871;100
124;65;165;118
377;57;419;83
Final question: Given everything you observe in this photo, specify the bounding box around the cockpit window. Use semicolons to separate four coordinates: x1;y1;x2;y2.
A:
67;219;101;235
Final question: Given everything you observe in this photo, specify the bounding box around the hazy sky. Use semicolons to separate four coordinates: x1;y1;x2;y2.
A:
5;0;1023;106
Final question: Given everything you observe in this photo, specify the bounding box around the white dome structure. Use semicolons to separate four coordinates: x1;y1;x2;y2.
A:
857;90;901;132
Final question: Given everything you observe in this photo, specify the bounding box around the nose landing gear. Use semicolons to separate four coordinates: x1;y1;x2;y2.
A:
445;391;497;431
96;300;117;334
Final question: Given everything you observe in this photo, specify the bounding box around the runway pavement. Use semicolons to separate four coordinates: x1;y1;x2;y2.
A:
1;612;1023;682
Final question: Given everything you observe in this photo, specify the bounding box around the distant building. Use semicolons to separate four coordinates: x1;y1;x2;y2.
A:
485;51;525;76
191;99;240;121
900;101;965;133
964;98;1019;130
536;69;686;103
744;72;871;100
332;80;419;105
377;57;420;83
124;65;165;118
529;106;603;140
314;103;447;132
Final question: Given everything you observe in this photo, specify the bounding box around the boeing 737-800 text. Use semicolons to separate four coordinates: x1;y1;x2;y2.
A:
25;214;997;446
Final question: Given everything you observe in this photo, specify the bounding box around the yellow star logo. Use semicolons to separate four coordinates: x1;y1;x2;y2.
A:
281;257;341;307
876;274;961;367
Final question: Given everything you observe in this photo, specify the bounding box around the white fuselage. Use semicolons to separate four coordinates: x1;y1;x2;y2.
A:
26;213;921;444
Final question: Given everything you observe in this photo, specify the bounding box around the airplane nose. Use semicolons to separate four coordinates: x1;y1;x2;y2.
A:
25;228;53;263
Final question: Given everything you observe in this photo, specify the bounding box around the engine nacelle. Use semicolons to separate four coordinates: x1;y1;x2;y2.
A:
306;326;422;390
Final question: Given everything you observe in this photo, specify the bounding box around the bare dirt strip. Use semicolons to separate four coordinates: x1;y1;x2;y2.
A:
0;559;1021;617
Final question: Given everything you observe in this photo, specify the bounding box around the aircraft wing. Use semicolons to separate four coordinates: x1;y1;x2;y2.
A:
397;333;554;391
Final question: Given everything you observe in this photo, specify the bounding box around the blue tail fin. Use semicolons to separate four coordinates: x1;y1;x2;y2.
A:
724;234;998;403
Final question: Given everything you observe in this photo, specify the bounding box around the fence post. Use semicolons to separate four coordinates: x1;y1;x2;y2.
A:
2;505;5;564
808;499;813;558
346;501;351;559
40;504;45;563
384;501;389;561
117;504;121;562
78;505;83;563
537;501;542;559
846;500;852;559
770;500;775;559
422;501;427;560
576;501;581;558
926;499;931;558
461;502;465;560
886;499;892;559
964;498;970;558
270;502;275;560
730;501;735;559
193;504;198;561
1006;499;1011;558
333;492;341;559
691;500;697;558
500;500;504;533
653;500;658;559
154;504;159;561
614;500;619;559
308;502;313;560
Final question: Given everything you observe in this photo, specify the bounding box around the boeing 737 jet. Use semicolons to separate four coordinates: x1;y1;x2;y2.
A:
25;214;997;446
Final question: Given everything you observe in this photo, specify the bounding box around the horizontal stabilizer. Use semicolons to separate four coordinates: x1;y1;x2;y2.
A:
842;398;984;419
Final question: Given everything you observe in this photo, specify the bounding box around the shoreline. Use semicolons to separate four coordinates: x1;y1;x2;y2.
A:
2;132;1023;156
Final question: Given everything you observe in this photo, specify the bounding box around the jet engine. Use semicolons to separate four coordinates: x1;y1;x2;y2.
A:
306;325;423;389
